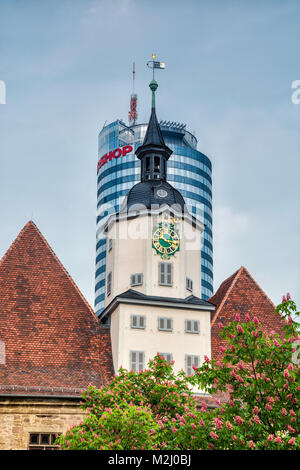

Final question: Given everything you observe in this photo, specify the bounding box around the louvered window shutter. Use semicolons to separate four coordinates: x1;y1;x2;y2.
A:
138;352;144;371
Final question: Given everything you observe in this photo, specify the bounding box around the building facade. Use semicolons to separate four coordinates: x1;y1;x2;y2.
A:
95;117;213;316
99;80;215;383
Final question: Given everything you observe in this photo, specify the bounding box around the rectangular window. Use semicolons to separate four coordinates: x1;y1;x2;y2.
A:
158;317;173;331
131;315;145;329
107;271;112;297
159;262;173;286
28;433;60;450
185;355;200;376
185;319;200;334
186;277;193;292
130;273;143;287
159;352;173;363
130;351;144;372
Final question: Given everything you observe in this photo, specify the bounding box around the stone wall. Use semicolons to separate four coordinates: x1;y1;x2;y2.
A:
0;396;86;450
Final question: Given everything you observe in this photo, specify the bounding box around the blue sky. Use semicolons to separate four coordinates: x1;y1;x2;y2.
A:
0;0;299;307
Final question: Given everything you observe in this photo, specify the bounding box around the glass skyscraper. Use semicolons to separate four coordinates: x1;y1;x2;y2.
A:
95;119;213;316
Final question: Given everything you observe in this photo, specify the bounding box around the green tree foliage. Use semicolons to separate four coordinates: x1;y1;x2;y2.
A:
57;297;299;450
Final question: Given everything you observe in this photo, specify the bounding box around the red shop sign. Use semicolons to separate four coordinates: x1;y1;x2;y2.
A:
97;145;133;173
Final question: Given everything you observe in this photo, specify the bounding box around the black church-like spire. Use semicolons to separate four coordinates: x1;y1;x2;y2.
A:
135;79;172;182
124;79;185;213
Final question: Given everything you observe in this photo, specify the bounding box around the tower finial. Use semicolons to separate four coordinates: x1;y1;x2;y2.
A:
149;79;158;108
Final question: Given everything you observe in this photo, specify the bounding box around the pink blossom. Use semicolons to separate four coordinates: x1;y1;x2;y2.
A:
226;421;232;430
254;415;261;425
214;418;223;430
218;322;223;330
275;436;282;443
210;431;219;440
171;426;177;433
282;295;287;303
266;404;272;411
235;313;240;322
199;419;205;427
253;406;259;415
290;410;296;417
208;443;214;450
234;416;244;426
191;423;197;430
287;292;291;300
232;435;237;442
287;425;295;433
267;434;274;441
237;325;244;334
287;363;294;371
219;346;226;353
200;402;207;412
281;408;287;416
288;437;295;445
245;314;250;322
204;355;210;363
273;340;280;347
249;440;255;449
253;316;259;325
283;369;290;378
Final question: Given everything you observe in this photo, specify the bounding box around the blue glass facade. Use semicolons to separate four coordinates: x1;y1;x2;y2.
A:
95;120;213;315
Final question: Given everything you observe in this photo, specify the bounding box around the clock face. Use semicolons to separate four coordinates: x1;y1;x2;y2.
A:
152;222;180;259
156;189;168;198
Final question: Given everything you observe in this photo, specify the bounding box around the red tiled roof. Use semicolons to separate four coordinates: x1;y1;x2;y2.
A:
209;266;284;361
0;221;114;396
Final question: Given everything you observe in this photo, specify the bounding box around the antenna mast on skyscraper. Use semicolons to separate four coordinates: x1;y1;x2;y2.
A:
128;62;138;126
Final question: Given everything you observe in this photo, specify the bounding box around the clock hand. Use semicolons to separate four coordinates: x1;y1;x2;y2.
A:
160;235;171;246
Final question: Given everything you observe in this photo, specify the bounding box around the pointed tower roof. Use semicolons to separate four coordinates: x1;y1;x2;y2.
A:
123;79;186;213
142;80;166;148
0;221;114;396
135;79;172;161
209;266;284;361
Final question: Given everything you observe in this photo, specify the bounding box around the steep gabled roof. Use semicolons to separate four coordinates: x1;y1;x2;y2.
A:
0;221;114;396
209;266;284;361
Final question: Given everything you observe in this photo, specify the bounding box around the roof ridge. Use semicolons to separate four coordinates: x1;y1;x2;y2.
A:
210;266;244;328
0;220;34;269
0;220;97;321
241;265;276;310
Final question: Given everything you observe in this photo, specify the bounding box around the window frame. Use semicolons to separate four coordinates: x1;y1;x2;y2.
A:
130;350;144;372
130;273;143;287
186;277;193;292
130;314;146;329
159;262;173;287
158;352;173;363
28;432;60;450
185;319;200;334
107;271;112;297
185;354;200;376
158;317;173;332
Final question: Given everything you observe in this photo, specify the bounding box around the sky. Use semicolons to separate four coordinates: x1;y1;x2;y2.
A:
0;0;299;309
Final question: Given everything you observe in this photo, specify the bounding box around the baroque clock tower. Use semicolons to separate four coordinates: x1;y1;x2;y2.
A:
99;79;215;381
